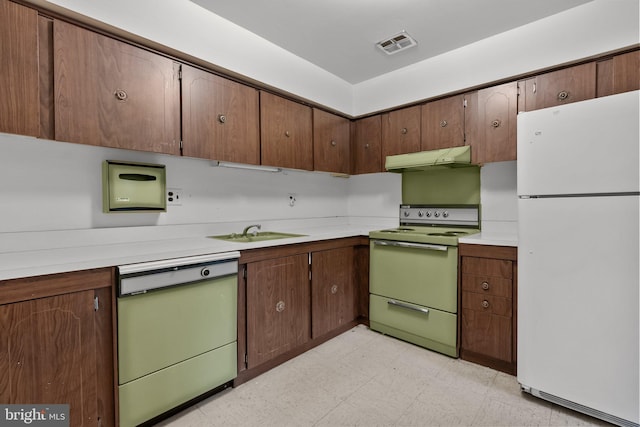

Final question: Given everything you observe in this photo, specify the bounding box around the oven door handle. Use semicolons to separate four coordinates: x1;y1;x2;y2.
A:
372;240;448;252
388;299;430;315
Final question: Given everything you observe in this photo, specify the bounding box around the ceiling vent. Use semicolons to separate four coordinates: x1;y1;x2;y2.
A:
376;31;417;55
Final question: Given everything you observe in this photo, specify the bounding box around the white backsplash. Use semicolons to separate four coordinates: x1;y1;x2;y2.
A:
0;133;400;233
479;161;518;234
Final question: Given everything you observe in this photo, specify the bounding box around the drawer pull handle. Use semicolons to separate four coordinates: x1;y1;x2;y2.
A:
481;300;490;309
481;281;490;290
373;239;448;252
275;300;285;313
388;299;429;315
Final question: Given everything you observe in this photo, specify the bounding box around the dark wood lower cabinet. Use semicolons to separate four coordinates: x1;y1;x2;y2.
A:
459;244;517;375
246;253;310;369
0;268;116;427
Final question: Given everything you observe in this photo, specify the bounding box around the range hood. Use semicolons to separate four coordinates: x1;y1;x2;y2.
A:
385;146;472;172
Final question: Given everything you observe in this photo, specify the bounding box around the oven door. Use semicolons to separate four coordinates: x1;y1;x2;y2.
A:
369;239;458;312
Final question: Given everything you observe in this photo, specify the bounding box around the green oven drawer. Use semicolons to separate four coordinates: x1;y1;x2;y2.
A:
119;342;237;427
369;294;458;357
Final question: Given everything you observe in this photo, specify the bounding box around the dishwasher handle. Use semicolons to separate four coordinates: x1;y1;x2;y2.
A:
372;239;448;252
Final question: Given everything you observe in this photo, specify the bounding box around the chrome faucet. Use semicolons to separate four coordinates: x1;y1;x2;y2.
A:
242;224;261;237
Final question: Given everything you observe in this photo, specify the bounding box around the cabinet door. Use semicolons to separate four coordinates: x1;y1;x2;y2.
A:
464;82;518;164
53;20;180;155
0;1;39;137
0;291;98;425
182;65;259;164
421;95;465;151
311;247;355;338
246;254;310;368
382;105;421;158
313;109;350;174
519;62;596;111
260;92;313;170
352;115;383;174
597;50;640;97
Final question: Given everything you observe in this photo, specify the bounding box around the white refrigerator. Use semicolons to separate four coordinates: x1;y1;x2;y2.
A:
517;90;639;427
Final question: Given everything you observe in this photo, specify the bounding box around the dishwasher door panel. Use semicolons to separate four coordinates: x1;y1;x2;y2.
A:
369;241;458;312
119;342;236;427
118;274;237;384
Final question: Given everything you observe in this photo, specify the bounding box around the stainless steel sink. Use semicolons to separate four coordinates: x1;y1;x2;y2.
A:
209;231;306;243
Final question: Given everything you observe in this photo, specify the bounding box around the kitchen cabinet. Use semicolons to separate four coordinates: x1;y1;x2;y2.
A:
245;253;310;369
464;82;518;164
518;62;596;112
381;105;421;158
260;91;313;170
459;244;517;375
0;268;115;427
311;246;356;338
421;95;465;151
181;65;260;164
597;50;640;97
313;109;351;174
0;0;39;137
53;20;180;155
352;115;383;174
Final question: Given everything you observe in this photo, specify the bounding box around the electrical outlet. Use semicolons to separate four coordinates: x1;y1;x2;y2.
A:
288;193;297;207
167;188;183;206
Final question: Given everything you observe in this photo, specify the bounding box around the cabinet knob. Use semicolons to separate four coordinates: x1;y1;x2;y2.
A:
285;130;291;137
275;300;285;313
330;284;338;294
481;300;490;309
481;281;490;290
440;120;448;128
491;119;501;128
401;127;408;134
557;90;570;101
364;143;370;149
114;89;128;101
331;140;337;147
217;114;226;124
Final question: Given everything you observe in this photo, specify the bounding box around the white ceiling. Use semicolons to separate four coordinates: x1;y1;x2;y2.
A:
190;0;592;84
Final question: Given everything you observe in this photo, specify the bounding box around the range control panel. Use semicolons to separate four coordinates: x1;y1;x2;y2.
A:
399;205;479;227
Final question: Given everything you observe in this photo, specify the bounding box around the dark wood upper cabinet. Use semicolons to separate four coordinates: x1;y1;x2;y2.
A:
465;82;518;164
597;50;640;97
182;65;260;164
381;105;421;158
53;20;180;155
518;62;596;112
312;109;351;174
0;1;39;137
421;95;465;151
260;91;313;170
352;115;383;174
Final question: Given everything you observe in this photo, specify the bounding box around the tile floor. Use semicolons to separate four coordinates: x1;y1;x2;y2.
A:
157;325;610;426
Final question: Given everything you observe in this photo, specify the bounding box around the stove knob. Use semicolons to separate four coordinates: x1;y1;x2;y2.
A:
418;211;424;217
403;211;410;217
425;211;431;217
434;211;440;218
442;211;449;218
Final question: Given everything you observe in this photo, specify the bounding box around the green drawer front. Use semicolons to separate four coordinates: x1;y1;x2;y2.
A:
119;342;237;427
118;275;237;384
370;294;457;357
370;242;458;312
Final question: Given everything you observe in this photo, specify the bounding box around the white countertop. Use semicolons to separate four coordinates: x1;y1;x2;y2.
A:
0;218;394;281
458;231;518;247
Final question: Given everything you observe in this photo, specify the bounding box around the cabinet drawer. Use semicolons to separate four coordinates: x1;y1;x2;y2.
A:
461;274;511;298
462;257;512;279
462;291;512;317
